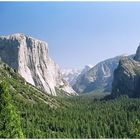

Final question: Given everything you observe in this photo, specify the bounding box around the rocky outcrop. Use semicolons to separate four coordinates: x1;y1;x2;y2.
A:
73;55;133;93
111;57;140;98
111;44;140;98
0;33;76;96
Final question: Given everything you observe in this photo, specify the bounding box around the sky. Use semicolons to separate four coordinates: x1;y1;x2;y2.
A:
0;2;140;69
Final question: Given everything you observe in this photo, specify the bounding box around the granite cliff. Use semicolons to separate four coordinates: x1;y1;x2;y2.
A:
0;33;76;96
111;45;140;98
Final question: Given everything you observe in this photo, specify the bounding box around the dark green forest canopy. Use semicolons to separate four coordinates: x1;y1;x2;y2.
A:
11;94;140;138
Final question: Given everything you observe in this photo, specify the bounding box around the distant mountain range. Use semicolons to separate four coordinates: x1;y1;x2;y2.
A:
61;65;93;86
72;55;134;94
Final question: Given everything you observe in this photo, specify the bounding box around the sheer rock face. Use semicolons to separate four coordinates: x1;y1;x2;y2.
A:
0;33;76;96
111;45;140;98
111;57;140;98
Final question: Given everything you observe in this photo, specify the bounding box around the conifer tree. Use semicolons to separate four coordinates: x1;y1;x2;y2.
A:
0;81;24;138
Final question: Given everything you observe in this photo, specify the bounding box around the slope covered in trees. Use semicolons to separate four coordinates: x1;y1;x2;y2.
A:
0;61;64;108
0;61;140;138
0;81;24;138
7;94;140;138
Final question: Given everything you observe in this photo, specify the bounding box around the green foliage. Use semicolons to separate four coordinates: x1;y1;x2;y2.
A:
130;119;140;138
12;93;140;139
0;81;24;138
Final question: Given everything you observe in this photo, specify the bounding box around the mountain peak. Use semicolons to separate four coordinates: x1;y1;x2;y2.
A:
84;64;93;69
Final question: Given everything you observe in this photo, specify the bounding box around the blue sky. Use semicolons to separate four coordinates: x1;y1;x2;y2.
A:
0;2;140;69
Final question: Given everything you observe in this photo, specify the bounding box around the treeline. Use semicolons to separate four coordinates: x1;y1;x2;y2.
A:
0;82;140;138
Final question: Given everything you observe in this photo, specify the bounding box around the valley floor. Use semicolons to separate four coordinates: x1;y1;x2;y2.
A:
14;92;140;138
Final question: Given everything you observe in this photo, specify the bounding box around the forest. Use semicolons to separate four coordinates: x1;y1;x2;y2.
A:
0;81;140;138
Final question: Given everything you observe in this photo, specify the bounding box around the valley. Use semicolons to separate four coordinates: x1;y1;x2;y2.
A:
0;33;140;138
12;90;140;138
1;2;140;138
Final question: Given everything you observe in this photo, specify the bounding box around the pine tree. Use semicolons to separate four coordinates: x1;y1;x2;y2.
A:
0;81;24;138
130;119;140;138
